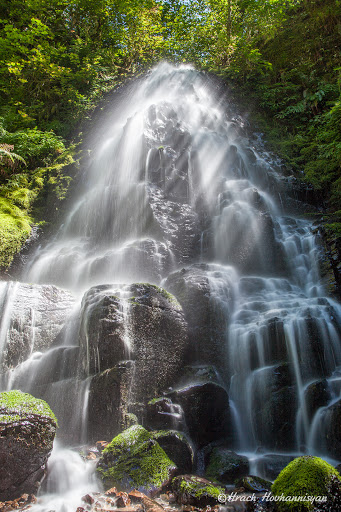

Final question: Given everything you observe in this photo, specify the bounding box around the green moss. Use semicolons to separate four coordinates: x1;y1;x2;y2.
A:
148;284;181;306
0;196;31;269
0;390;57;425
152;430;187;442
97;425;176;491
174;476;224;500
148;397;166;405
272;456;341;511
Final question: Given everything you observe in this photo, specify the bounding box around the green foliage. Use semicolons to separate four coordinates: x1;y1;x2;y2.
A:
272;456;341;511
2;128;65;168
98;425;176;490
0;0;168;137
0;195;31;268
0;390;57;425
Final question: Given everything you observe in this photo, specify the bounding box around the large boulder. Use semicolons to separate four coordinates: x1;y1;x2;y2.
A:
97;425;176;494
168;382;232;448
0;281;75;370
163;264;234;371
79;283;188;402
0;390;57;501
205;447;249;484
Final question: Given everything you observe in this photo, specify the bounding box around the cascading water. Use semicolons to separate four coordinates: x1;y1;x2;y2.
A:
1;62;341;506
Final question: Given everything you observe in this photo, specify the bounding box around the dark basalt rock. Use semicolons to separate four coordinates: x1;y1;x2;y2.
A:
81;283;188;429
214;209;286;275
0;282;75;371
147;187;201;264
163;265;232;372
145;397;186;432
0;391;57;501
151;430;194;473
168;382;232;448
254;383;298;451
88;361;136;442
305;379;332;421
323;399;341;459
254;454;296;481
205;447;249;484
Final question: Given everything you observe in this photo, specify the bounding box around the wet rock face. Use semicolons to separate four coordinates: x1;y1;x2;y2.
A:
88;362;136;442
305;379;331;421
80;283;188;403
254;454;296;481
205;448;249;484
143;102;204;264
0;282;75;370
163;265;230;371
151;430;194;474
168;382;232;448
252;364;297;451
323;399;341;459
214;209;285;275
147;187;201;265
0;391;56;501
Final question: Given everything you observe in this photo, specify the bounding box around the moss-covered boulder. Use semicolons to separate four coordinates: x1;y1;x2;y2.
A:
272;456;341;511
0;390;57;501
205;447;249;484
97;425;177;494
171;474;224;507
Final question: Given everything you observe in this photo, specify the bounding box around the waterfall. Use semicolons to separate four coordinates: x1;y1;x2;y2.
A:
1;62;341;506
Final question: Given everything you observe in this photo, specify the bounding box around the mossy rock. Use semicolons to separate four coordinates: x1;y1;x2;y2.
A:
171;474;224;507
0;390;57;501
97;425;177;493
236;475;272;492
0;390;57;426
272;456;341;511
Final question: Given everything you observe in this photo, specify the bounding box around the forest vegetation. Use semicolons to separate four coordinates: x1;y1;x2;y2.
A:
0;0;340;269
